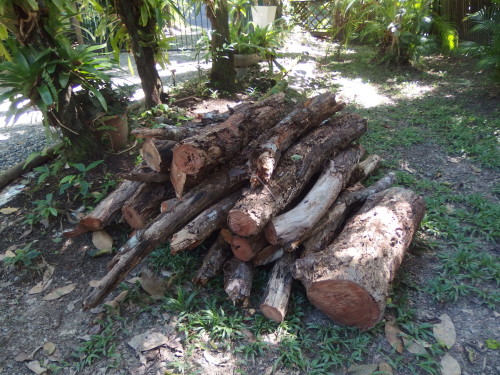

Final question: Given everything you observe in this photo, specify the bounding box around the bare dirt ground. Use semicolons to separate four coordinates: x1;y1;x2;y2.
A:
0;33;499;375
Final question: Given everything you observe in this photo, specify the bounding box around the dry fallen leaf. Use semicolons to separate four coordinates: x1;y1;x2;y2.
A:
385;320;404;353
433;314;456;349
127;331;170;353
346;364;379;374
26;360;47;375
139;269;167;299
15;351;31;362
89;279;102;288
470;165;481;173
90;230;113;256
0;207;19;214
43;342;56;356
378;362;393;374
440;353;461;375
43;283;77;301
29;266;55;295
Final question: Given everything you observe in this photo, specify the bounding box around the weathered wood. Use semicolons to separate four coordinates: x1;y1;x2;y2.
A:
122;183;173;229
293;187;426;330
142;138;176;173
132;125;195;141
223;257;254;305
117;168;169;183
231;232;268;262
260;252;297;323
83;164;247;309
265;146;364;248
252;245;284;267
193;233;232;286
347;154;381;186
250;93;345;187
228;113;367;237
172;93;286;175
170;191;241;254
79;180;142;231
302;172;397;256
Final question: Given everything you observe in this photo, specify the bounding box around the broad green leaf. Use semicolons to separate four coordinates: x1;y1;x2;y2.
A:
86;160;104;171
59;175;75;184
25;0;39;10
37;84;54;106
23;152;41;169
140;5;149;27
485;338;499;350
88;85;107;112
58;72;70;88
73;163;86;172
52;0;64;11
49;207;58;217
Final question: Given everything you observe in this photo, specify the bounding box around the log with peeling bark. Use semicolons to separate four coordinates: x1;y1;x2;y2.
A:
260;252;297;322
250;92;345;187
170;191;241;254
265;146;364;247
230;232;268;262
172;93;286;176
228;113;367;237
193;233;232;285
302;172;397;256
117;167;169;183
122;183;174;229
78;180;143;232
83;164;248;309
293;187;426;330
253;245;284;267
141;139;176;173
223;257;254;305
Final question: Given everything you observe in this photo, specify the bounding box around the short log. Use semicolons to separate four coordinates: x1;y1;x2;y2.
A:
193;232;232;285
223;257;254;305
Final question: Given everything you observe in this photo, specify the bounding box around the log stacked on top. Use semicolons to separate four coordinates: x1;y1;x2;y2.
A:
70;92;425;330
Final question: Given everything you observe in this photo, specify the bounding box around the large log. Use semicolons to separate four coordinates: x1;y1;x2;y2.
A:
293;187;426;330
223;257;254;305
193;232;232;285
228;113;367;237
83;164;247;309
250;93;345;187
172;93;286;176
265;146;364;248
169;191;241;254
260;252;297;323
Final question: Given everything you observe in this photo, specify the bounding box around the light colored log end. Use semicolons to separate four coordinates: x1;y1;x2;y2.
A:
228;210;258;237
79;217;104;231
260;305;284;323
173;144;205;175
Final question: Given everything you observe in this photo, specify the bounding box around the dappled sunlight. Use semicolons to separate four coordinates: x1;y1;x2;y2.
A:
392;81;436;99
334;77;394;108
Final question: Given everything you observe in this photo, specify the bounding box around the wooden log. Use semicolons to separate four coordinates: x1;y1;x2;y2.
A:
265;146;364;247
193;233;232;286
260;252;297;323
292;187;426;330
132;125;196;141
169;191;241;254
228;113;367;237
83;164;247;309
231;232;268;262
250;93;345;187
79;180;142;231
141;139;176;173
302;172;397;256
223;257;254;305
172;93;286;176
347;154;381;186
122;183;174;229
253;245;284;267
117;168;169;183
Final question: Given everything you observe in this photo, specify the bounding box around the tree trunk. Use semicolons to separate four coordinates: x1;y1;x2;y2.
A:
205;0;236;92
293;187;426;330
193;233;232;285
114;0;164;108
260;251;296;323
265;146;364;248
223;257;254;305
250;93;344;187
228;113;367;237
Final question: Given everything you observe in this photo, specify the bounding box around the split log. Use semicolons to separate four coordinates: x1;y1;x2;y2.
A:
260;252;297;323
117;168;169;183
172;93;286;176
302;172;397;256
83;164;248;309
193;233;232;285
170;191;241;254
79;180;142;231
250;92;345;187
230;232;268;262
228;113;367;237
348;154;381;186
265;146;364;248
253;245;284;267
223;257;254;305
293;187;426;330
122;183;174;229
141;139;175;173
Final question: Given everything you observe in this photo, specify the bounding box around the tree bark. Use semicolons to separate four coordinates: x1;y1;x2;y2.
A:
132;126;196;141
250;93;344;187
223;257;254;305
193;233;232;286
172;93;286;175
228;113;367;237
83;163;247;309
293;187;426;330
252;245;284;266
265;146;364;248
260;251;297;323
142;139;176;173
169;191;241;254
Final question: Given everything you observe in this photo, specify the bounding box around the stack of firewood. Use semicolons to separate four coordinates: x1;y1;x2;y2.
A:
67;92;425;330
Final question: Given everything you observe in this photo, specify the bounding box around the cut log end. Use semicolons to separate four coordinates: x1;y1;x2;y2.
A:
260;305;285;323
79;217;103;231
307;280;380;330
173;144;206;175
227;210;258;237
122;206;145;229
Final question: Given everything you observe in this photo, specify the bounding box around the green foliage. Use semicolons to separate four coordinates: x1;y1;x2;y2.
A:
25;193;59;226
3;242;41;268
58;160;104;201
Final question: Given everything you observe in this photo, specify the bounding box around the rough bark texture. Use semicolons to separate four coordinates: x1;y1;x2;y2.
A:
172;93;286;175
293;187;426;329
170;191;241;254
83;165;247;309
260;252;297;323
223;257;254;305
193;233;232;285
231;232;268;262
253;245;284;267
117;168;169;183
250;93;345;187
132;126;196;141
228;113;367;237
266;146;364;248
142;139;176;173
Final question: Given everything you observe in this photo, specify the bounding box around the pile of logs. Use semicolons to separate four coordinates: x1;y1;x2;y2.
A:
67;92;425;330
